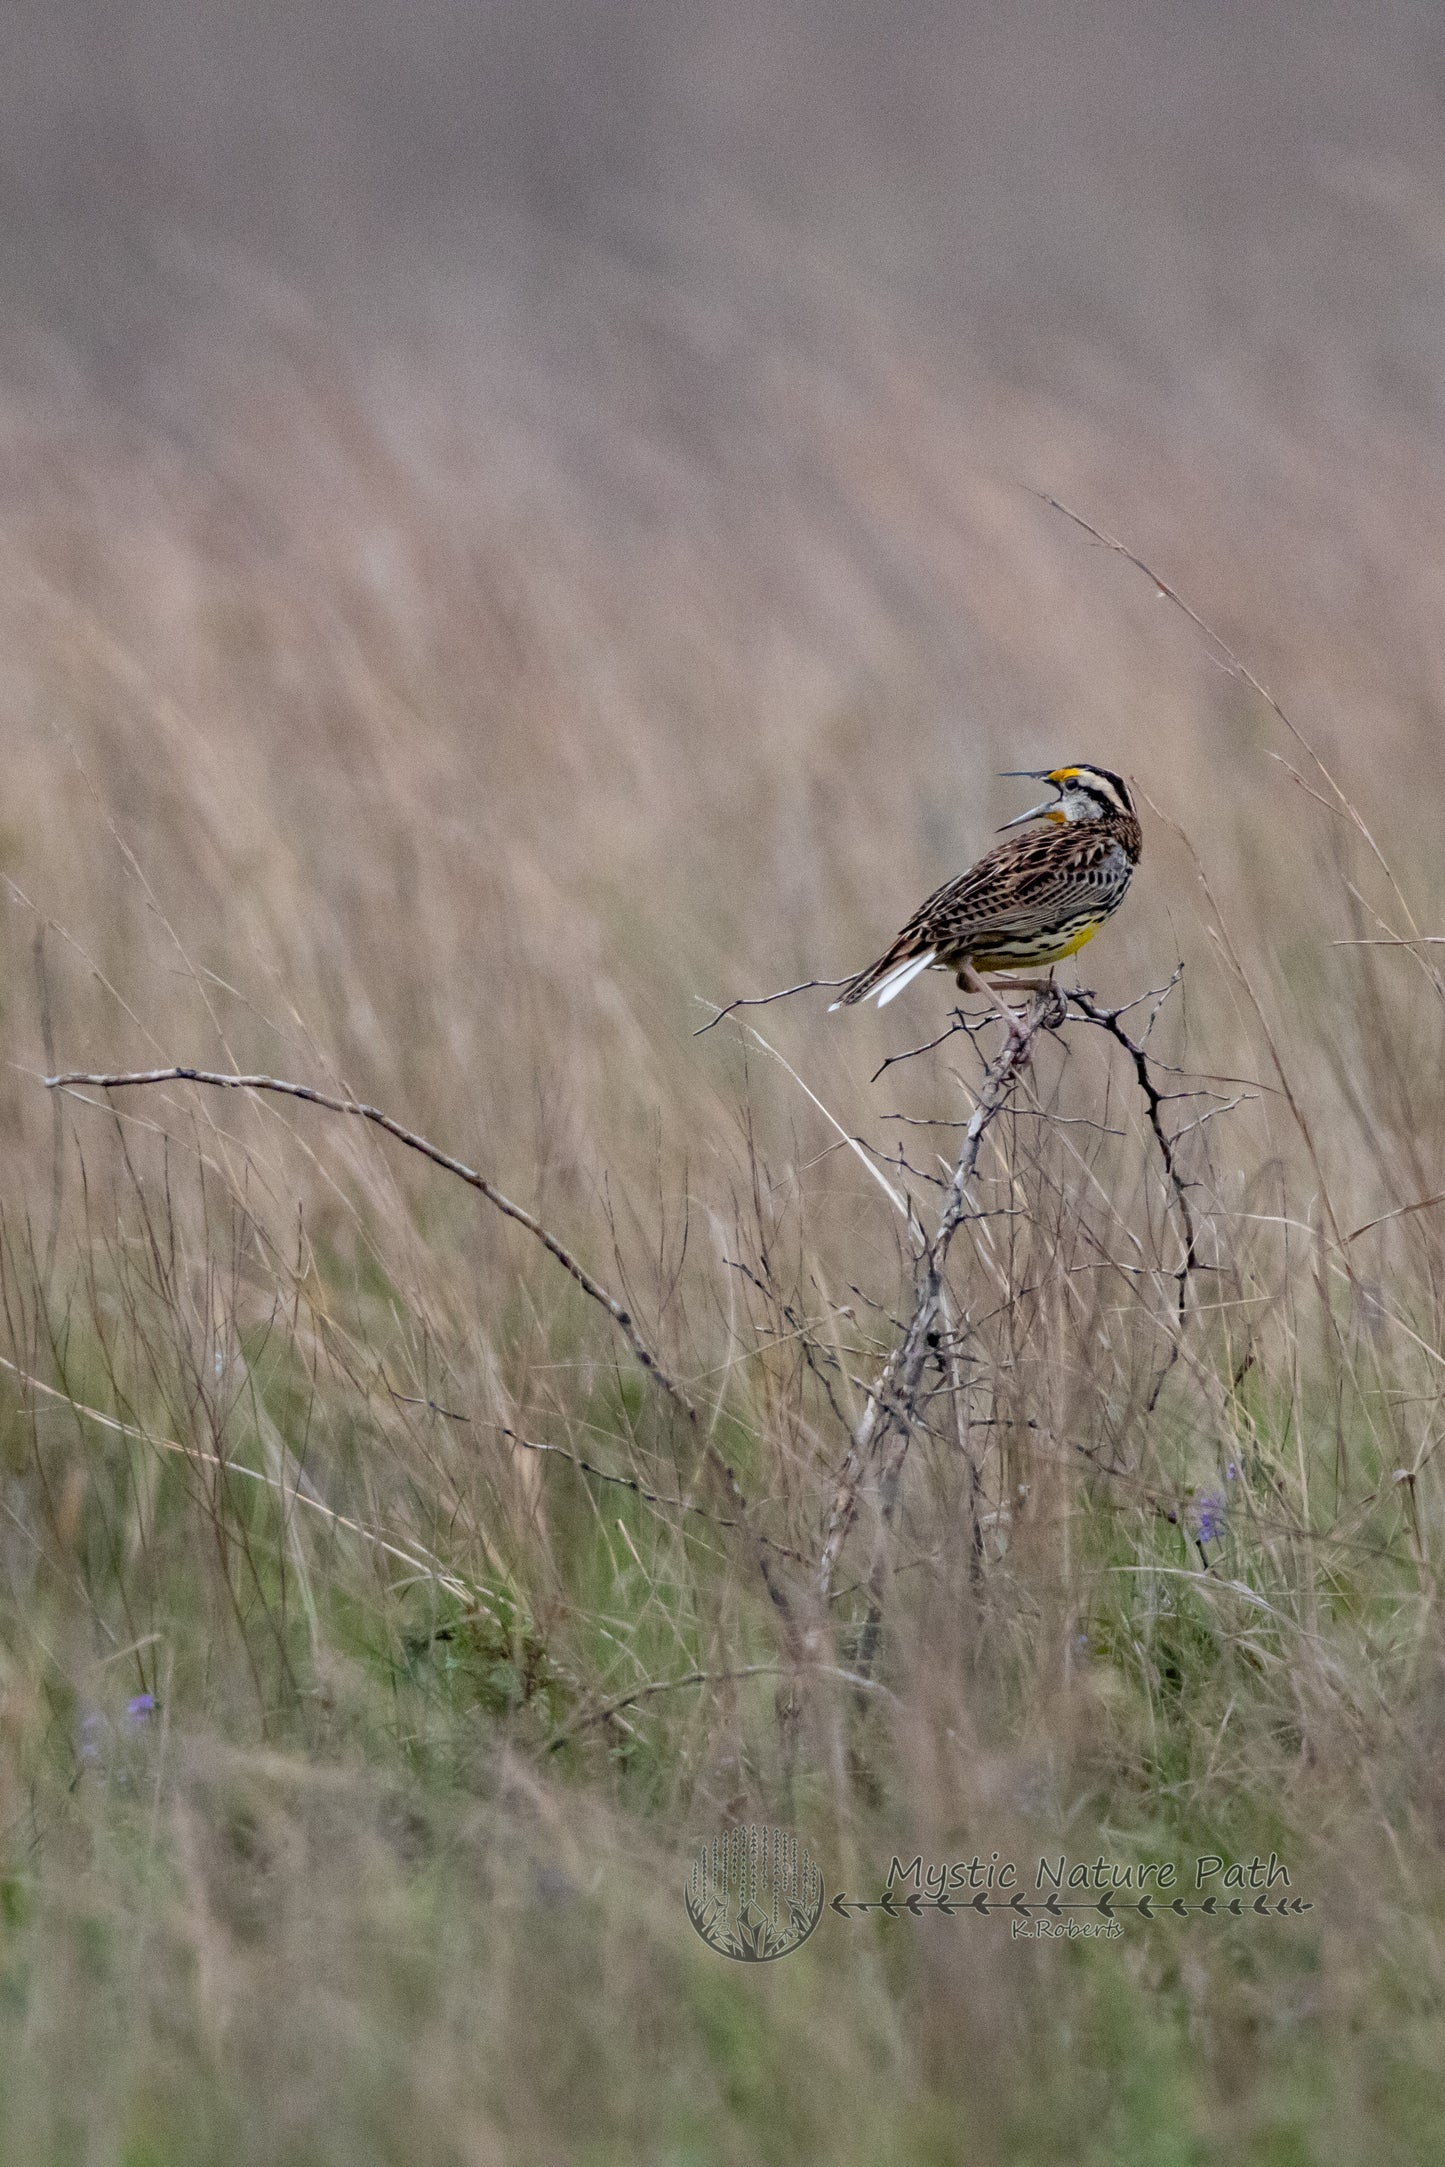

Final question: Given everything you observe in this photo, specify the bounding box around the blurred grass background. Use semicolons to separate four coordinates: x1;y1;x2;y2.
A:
4;2;1445;2160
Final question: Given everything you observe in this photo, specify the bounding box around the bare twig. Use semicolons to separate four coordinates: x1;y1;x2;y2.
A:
389;1379;808;1558
48;1065;685;1391
44;1065;797;1626
494;1423;807;1563
1065;989;1200;1318
870;1012;976;1084
693;979;853;1038
1062;981;1210;1415
547;1658;892;1749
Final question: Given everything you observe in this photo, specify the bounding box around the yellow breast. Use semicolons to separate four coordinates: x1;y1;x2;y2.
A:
971;919;1103;971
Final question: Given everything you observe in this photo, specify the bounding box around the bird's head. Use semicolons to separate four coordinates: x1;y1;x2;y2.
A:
997;764;1135;830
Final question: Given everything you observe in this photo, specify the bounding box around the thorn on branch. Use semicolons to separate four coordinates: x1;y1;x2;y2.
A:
870;1011;978;1084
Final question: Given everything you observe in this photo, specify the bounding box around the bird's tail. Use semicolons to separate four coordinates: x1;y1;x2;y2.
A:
828;947;937;1012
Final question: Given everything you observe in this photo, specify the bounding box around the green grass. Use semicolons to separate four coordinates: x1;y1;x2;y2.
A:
4;1150;1445;2167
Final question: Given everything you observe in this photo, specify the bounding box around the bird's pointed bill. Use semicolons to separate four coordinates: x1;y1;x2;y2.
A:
997;795;1061;831
997;769;1066;830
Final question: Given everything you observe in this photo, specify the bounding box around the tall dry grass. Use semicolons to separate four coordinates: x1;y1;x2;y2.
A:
4;104;1445;2159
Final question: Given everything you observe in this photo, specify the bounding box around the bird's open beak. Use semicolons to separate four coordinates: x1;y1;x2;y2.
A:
996;771;1061;831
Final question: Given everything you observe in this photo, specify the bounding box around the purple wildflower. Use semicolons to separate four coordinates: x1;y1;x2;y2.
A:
78;1694;156;1771
1193;1490;1226;1545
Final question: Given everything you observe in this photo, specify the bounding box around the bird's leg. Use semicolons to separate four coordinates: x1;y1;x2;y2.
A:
958;964;1029;1031
961;967;1066;1038
996;969;1068;1029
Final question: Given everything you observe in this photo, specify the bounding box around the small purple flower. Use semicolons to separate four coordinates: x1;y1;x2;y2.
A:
1225;1461;1239;1483
78;1695;156;1770
1193;1490;1226;1545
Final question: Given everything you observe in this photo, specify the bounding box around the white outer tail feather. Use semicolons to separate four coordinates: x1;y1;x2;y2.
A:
875;949;936;1005
828;947;937;1012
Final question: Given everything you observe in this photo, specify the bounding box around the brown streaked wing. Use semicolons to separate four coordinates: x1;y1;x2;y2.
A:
889;825;1122;955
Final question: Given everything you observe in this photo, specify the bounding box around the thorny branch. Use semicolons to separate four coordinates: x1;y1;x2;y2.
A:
44;1064;798;1630
1065;984;1199;1320
814;967;1217;1681
815;984;1067;1613
1062;978;1216;1415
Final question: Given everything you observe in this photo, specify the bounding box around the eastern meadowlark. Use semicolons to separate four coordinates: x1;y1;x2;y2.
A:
830;764;1141;1010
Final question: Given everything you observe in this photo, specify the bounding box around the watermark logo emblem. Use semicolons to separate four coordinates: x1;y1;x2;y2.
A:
685;1826;825;1962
